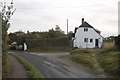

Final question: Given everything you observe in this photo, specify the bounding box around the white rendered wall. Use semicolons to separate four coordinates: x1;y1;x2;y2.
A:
74;27;103;48
24;43;27;51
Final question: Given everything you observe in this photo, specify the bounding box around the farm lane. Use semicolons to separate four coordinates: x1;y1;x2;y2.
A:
10;51;98;78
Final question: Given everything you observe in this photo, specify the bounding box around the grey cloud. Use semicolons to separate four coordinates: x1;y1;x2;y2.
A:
6;0;118;37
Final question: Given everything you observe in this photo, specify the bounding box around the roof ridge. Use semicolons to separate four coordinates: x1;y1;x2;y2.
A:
79;21;93;28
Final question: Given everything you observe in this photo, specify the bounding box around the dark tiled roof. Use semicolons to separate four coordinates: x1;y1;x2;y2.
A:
74;19;103;38
79;21;93;28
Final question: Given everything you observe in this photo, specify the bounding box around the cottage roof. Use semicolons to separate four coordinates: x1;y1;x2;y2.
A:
79;18;100;34
79;21;93;28
74;18;103;38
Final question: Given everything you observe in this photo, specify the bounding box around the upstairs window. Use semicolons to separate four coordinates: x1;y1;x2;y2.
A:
84;28;88;32
84;38;88;42
90;39;93;43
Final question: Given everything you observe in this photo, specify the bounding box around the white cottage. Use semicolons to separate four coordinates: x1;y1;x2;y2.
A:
73;18;103;48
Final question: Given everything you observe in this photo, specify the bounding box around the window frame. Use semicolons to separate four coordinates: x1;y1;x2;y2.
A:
90;39;93;43
84;38;88;42
84;28;88;32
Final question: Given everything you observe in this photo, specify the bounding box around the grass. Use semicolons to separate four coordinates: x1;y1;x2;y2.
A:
71;48;96;69
2;54;11;79
98;42;119;77
96;50;119;77
27;46;72;52
70;47;119;77
10;53;43;80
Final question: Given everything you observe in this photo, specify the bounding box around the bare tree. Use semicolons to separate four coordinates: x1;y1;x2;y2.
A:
0;0;16;26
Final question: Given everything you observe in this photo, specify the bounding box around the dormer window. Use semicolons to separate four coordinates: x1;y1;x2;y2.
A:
84;28;88;32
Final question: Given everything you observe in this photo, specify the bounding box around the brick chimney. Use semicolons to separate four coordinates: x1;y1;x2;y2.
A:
82;18;84;24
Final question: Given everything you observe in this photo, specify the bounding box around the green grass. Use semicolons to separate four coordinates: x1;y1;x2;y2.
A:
71;48;96;69
27;46;72;52
71;48;119;77
10;53;43;80
2;54;11;79
96;51;119;77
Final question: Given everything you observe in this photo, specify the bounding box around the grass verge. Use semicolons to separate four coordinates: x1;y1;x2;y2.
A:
70;48;119;77
96;50;119;77
2;54;11;79
70;48;96;69
10;53;43;79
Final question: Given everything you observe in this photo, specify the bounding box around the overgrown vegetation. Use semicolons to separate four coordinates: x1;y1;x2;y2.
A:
8;26;70;51
71;49;97;69
2;18;10;79
70;47;119;77
8;25;66;45
96;49;119;77
104;35;120;50
10;53;43;79
114;35;120;50
1;1;16;79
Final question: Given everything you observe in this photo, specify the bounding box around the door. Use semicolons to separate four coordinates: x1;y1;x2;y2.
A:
95;39;99;48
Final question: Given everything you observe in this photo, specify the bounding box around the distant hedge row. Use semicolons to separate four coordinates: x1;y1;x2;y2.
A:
114;35;120;50
26;37;70;49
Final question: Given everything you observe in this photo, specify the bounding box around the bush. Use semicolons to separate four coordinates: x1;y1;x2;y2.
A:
114;35;120;50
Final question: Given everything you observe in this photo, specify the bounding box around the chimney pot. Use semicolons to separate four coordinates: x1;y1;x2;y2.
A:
82;18;84;24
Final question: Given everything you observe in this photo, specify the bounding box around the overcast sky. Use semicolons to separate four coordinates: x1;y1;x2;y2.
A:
1;0;119;37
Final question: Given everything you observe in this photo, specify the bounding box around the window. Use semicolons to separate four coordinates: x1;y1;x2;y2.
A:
84;38;88;42
84;28;88;32
90;39;93;43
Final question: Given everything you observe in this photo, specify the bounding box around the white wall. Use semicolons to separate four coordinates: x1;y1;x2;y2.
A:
24;43;27;51
74;27;103;48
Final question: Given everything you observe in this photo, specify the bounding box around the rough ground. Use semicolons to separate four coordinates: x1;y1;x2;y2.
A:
7;54;27;78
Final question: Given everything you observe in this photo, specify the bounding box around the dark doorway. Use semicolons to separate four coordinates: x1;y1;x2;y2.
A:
95;39;99;48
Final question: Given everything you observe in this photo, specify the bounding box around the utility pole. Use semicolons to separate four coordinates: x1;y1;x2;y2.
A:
0;8;2;80
67;19;68;35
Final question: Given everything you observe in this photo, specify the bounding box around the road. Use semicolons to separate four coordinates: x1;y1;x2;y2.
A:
11;51;99;78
